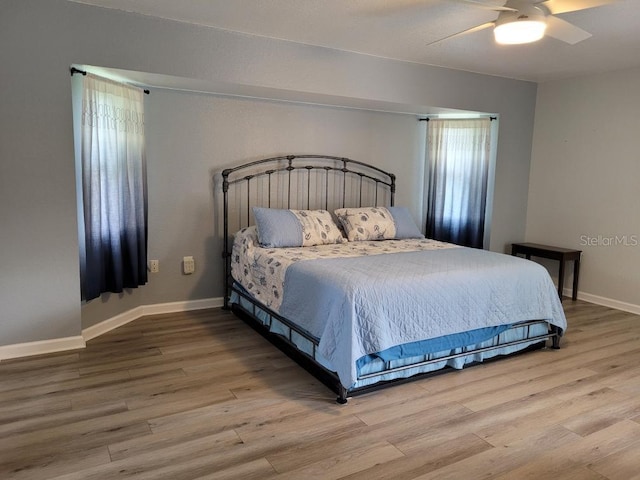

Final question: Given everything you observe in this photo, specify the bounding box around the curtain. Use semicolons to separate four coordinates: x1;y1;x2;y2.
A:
79;74;148;301
425;118;491;249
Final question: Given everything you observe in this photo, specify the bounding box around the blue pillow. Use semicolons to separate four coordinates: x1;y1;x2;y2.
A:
388;207;424;239
253;208;301;247
253;207;345;247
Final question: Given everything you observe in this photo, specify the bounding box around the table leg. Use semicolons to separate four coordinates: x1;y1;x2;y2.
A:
572;259;580;301
558;258;565;301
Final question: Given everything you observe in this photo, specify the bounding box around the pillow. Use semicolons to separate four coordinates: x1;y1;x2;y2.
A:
334;207;396;241
387;206;424;239
253;207;345;247
334;206;423;241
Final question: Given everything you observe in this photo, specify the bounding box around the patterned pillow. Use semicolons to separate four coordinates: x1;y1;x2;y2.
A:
253;207;345;247
334;206;424;241
334;207;397;241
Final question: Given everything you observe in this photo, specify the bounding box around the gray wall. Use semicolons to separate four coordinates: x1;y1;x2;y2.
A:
0;0;537;345
140;93;422;320
527;67;640;308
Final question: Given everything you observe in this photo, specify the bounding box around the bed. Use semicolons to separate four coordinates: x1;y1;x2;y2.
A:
221;154;566;403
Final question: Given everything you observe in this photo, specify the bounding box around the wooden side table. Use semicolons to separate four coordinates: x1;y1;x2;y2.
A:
511;242;582;301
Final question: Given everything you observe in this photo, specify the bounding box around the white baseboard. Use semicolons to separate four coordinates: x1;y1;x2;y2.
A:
83;297;224;341
0;336;86;361
0;297;224;362
140;297;224;317
82;305;145;341
563;288;640;315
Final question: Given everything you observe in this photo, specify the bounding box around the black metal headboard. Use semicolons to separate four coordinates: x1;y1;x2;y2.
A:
221;154;396;305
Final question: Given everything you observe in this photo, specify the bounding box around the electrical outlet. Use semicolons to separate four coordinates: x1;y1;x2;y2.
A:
183;256;195;275
149;259;159;273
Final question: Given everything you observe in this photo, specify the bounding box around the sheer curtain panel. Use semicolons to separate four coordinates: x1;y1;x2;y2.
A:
79;74;148;301
425;118;491;249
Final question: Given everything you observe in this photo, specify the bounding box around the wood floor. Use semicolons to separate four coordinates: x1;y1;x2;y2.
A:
2;300;640;479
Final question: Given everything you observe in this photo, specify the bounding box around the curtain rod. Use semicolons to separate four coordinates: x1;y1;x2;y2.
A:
418;116;496;122
70;67;150;94
70;67;87;76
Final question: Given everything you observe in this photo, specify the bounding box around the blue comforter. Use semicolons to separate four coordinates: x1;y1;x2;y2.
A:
279;247;567;389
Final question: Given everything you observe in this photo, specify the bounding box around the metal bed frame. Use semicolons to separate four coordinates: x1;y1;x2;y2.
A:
221;154;561;403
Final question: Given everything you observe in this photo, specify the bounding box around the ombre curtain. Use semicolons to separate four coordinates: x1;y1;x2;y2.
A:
79;74;148;301
425;118;491;249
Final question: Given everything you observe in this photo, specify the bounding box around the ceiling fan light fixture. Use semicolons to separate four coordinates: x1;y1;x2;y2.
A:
494;11;547;45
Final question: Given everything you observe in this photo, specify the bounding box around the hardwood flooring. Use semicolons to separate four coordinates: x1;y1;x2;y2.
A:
1;300;640;479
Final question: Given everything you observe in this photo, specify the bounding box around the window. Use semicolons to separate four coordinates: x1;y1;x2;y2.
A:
424;118;493;249
72;73;148;301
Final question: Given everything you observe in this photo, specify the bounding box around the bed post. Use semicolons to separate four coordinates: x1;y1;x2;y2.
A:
337;387;348;404
389;173;396;206
222;168;231;310
551;325;561;349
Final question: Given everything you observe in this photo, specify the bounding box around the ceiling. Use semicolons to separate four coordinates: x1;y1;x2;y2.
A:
69;0;639;82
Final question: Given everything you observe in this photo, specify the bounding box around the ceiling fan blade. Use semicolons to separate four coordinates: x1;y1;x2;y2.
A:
538;0;619;15
545;15;592;44
426;21;495;46
447;0;517;11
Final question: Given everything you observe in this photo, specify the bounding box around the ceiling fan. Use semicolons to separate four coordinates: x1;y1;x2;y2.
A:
428;0;619;46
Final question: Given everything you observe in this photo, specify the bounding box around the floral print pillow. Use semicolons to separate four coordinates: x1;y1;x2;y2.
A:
291;209;346;247
334;207;397;241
